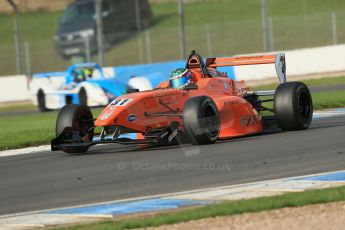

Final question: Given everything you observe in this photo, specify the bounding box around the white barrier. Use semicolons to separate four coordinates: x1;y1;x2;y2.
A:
234;44;345;81
0;75;31;103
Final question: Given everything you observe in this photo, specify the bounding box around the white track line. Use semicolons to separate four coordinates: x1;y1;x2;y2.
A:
0;145;50;158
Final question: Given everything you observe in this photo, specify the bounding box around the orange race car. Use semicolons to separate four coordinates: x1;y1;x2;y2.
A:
51;50;313;154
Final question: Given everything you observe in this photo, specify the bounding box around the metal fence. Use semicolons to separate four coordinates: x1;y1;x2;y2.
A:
1;10;345;76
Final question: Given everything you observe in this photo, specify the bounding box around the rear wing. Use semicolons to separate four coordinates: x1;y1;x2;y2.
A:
206;53;286;84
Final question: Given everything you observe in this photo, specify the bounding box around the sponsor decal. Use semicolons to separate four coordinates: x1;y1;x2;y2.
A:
100;110;113;120
240;115;258;127
127;114;137;122
224;100;240;105
235;55;263;60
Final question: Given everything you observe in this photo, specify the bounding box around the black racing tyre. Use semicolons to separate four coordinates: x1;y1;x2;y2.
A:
183;96;220;145
56;104;94;153
37;89;48;112
78;87;88;105
274;81;313;131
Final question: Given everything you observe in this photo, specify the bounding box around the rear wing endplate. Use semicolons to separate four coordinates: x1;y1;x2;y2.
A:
206;53;286;84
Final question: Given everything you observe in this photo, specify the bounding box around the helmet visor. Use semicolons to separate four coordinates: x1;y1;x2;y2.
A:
170;76;189;89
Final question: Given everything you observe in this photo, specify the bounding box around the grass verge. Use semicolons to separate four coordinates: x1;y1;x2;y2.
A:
312;90;345;110
0;108;102;150
54;185;345;230
249;75;345;91
0;103;36;113
0;112;56;150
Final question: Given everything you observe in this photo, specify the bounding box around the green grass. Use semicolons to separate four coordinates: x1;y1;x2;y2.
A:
1;0;345;75
0;108;102;150
54;185;345;230
313;91;345;110
0;11;62;44
0;103;36;113
0;112;57;150
250;75;345;91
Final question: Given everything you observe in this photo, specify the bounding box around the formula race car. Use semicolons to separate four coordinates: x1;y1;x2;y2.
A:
51;50;313;154
30;63;127;111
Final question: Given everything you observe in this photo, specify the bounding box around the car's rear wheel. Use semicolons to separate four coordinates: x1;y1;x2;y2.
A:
183;96;220;145
56;104;94;154
78;87;87;105
274;81;313;131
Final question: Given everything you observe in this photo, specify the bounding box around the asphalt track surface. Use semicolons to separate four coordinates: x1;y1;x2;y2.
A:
0;115;345;216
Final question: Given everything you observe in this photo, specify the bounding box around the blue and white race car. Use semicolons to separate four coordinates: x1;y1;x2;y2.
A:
30;63;127;111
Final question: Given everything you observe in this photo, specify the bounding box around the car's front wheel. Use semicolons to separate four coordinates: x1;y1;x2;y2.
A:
183;96;220;145
55;104;94;154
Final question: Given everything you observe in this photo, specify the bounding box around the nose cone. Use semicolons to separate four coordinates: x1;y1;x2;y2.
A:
95;89;186;133
95;104;124;126
95;96;147;132
96;98;131;125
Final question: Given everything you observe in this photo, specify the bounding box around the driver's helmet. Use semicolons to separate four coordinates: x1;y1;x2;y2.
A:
83;68;93;78
169;68;192;89
72;69;84;83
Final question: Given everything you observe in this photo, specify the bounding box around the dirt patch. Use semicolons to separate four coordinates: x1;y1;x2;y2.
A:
144;201;345;230
0;100;32;108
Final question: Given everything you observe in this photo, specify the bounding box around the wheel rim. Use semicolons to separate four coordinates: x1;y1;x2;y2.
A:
75;113;93;140
202;104;219;138
297;91;312;123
